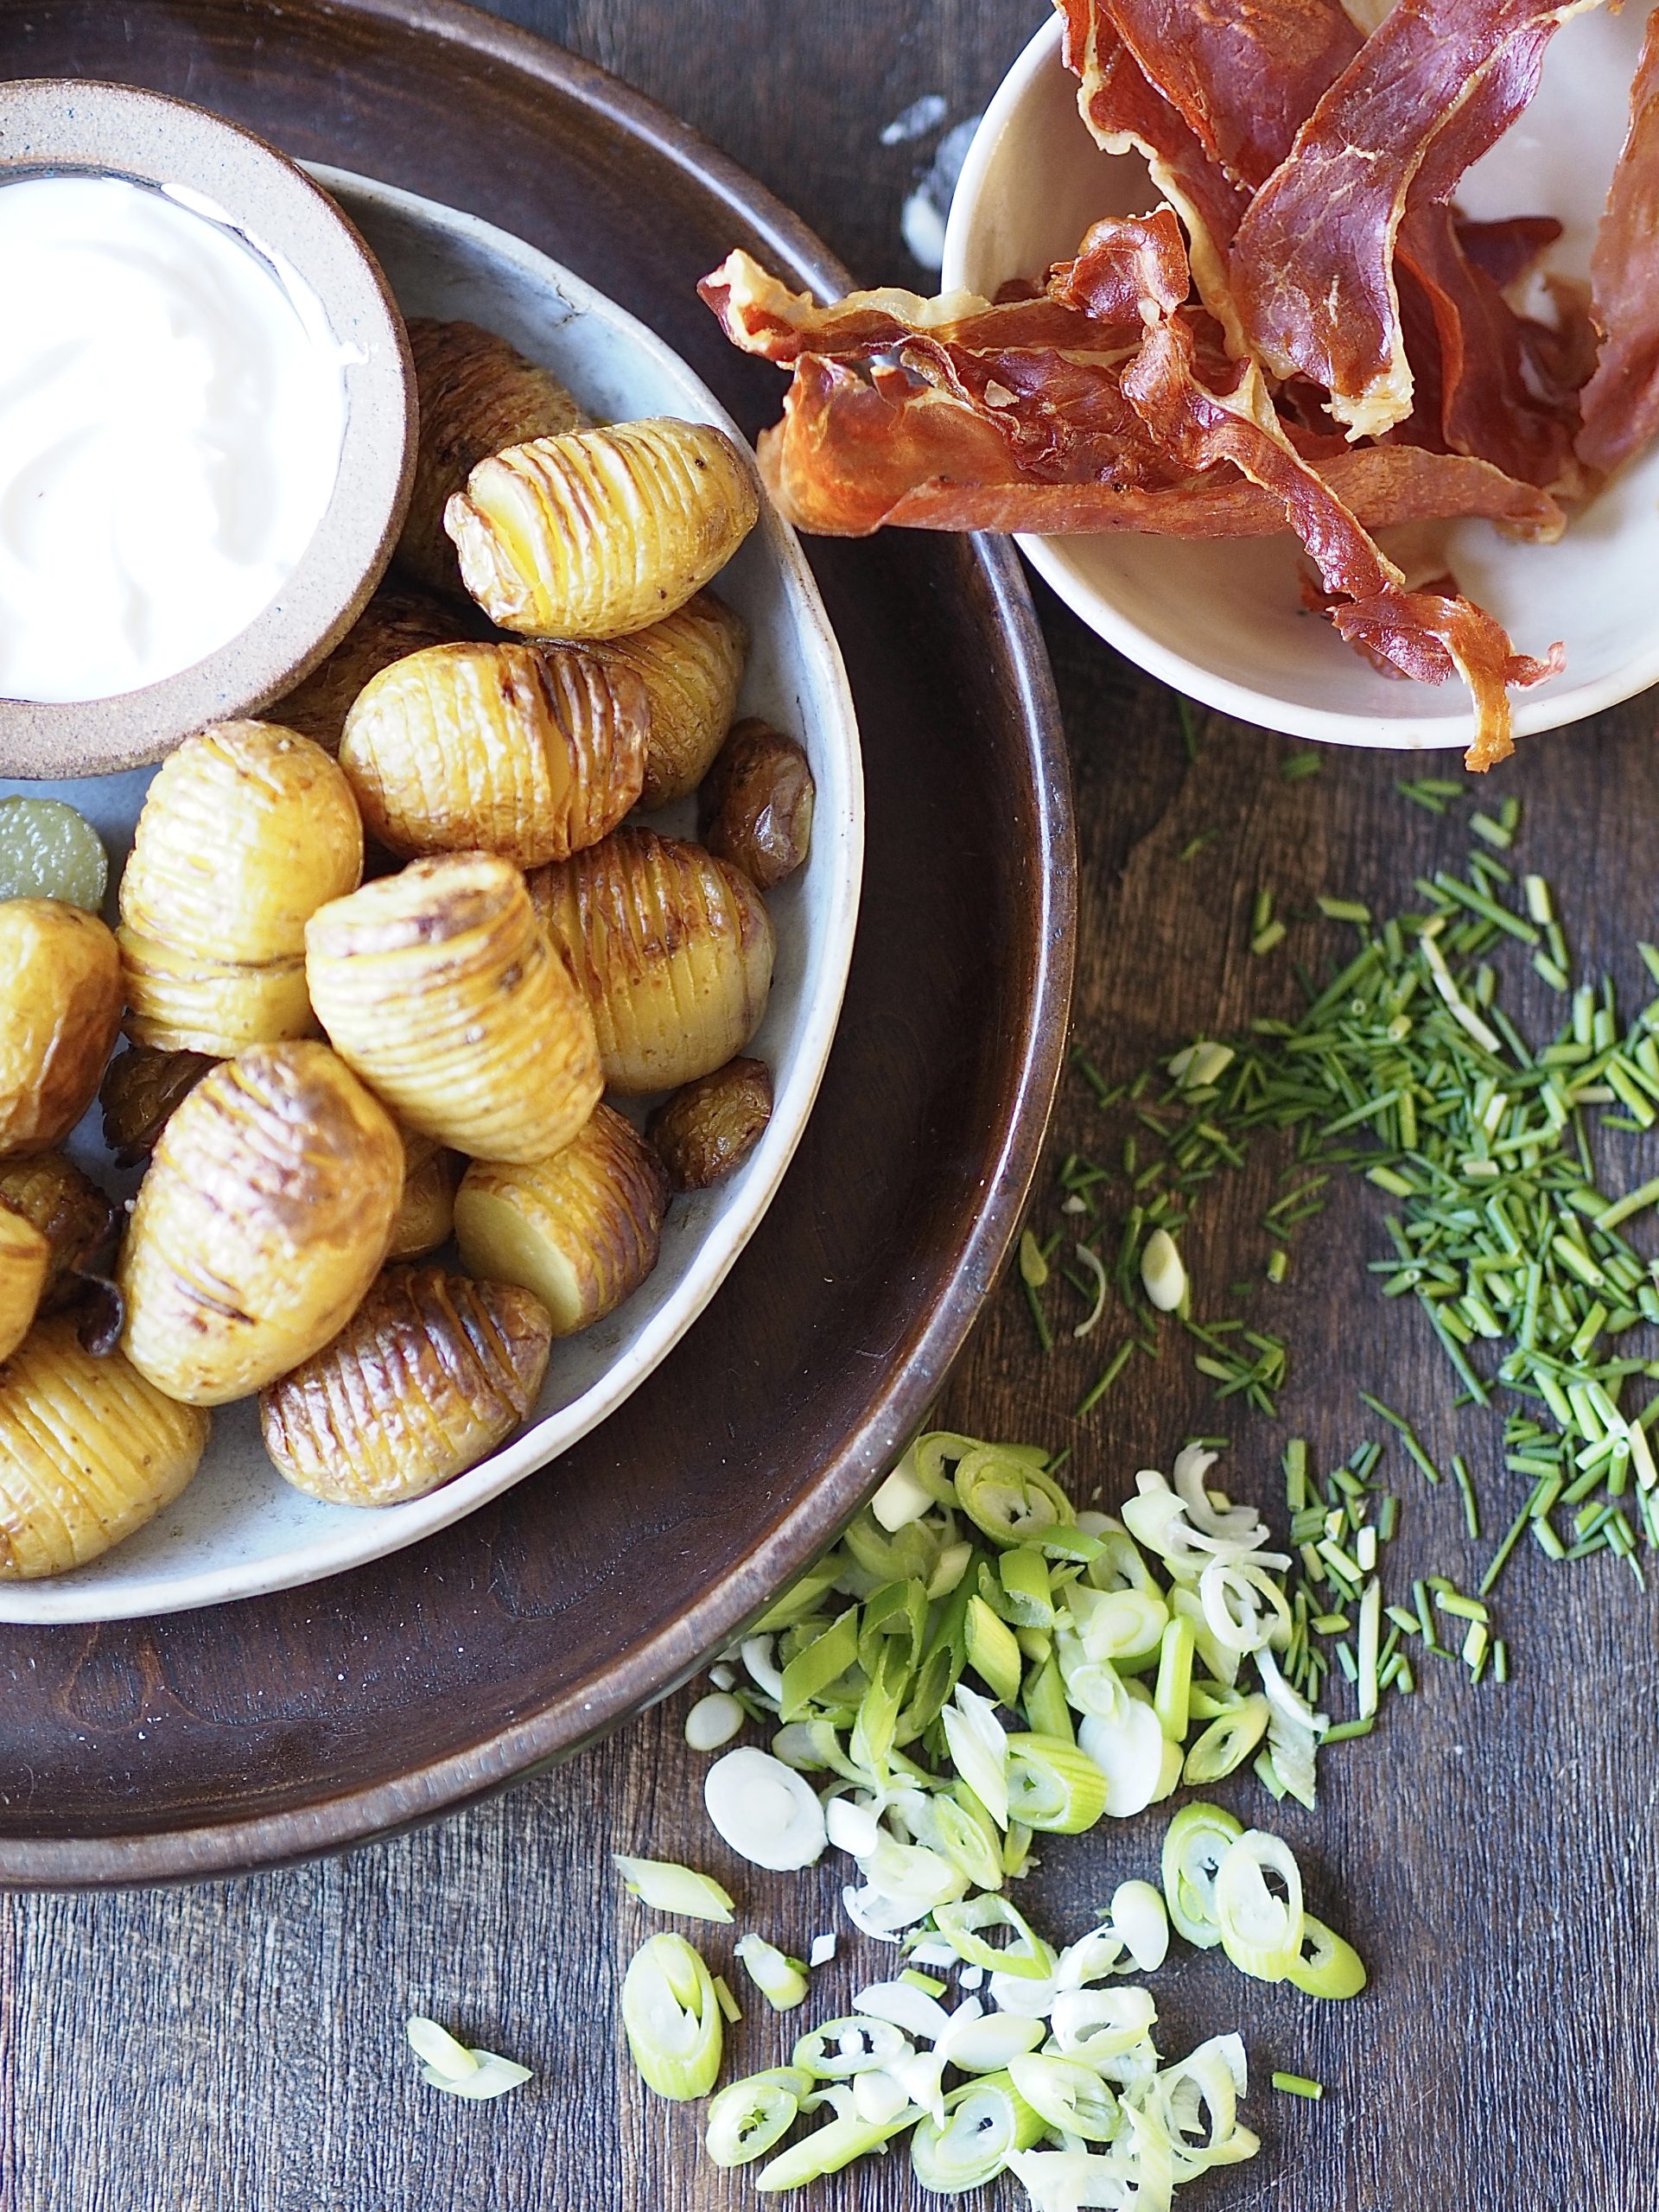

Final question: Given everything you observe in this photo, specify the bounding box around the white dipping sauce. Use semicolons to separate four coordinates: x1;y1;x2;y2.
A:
0;173;347;703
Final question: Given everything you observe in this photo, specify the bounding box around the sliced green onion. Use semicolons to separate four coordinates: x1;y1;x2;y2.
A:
756;2110;916;2191
936;2010;1047;2074
1047;1985;1158;2060
1007;2052;1121;2144
1141;1227;1187;1312
963;1595;1023;1707
734;1932;810;2012
931;1893;1053;1980
1273;2071;1325;2100
1181;1696;1270;1785
1077;1699;1172;1818
791;2015;912;2080
704;1748;827;1871
1003;1732;1109;1834
684;1692;746;1751
705;2068;810;2167
1286;1912;1368;2000
941;1686;1009;1829
714;1974;742;2024
1108;1878;1169;1973
613;1854;735;1923
406;2015;479;2081
910;2072;1044;2192
954;1447;1074;1546
1071;1243;1110;1338
1154;1615;1197;1740
1162;1801;1243;1948
1213;1830;1305;1982
621;1933;723;2100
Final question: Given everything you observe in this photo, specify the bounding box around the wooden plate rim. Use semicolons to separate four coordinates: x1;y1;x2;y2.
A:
0;0;1075;1890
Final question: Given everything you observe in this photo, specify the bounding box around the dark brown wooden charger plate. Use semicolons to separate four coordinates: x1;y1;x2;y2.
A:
0;0;1072;1886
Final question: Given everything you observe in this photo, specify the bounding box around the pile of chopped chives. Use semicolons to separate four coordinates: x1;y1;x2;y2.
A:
1027;792;1659;1631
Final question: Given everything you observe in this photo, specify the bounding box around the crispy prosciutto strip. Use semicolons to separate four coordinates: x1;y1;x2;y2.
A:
1231;0;1605;442
1578;7;1659;476
1118;309;1560;767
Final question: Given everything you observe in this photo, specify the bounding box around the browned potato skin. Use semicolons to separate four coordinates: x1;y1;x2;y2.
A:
700;720;817;889
340;642;648;867
0;899;123;1155
528;829;774;1095
448;418;760;640
454;1103;668;1337
0;1314;211;1579
307;852;602;1165
261;1264;553;1507
118;1042;404;1407
647;1058;773;1192
99;1046;217;1166
271;585;480;753
0;1154;116;1308
388;1128;461;1262
0;1207;49;1363
579;591;747;809
397;319;586;597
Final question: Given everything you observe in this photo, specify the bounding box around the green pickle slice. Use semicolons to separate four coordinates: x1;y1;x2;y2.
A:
0;796;109;911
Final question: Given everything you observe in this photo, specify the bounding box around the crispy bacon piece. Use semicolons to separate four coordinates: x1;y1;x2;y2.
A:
1578;8;1659;476
1232;0;1605;442
1117;311;1560;767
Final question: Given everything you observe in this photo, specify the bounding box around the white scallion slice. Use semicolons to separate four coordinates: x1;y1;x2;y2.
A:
1077;1700;1167;1817
755;2109;917;2191
931;1893;1053;1980
620;1933;724;2101
1049;1986;1158;2061
1183;1694;1270;1785
810;1931;837;1967
1055;1925;1126;1991
852;1978;953;2044
1161;1800;1243;1949
740;1635;785;1700
1007;2051;1122;2144
420;2050;534;2101
1141;1227;1187;1312
941;1685;1010;1829
935;2008;1046;2074
1005;1732;1110;1834
1108;1878;1170;1973
705;2068;810;2168
953;1447;1075;1547
1068;1584;1169;1663
791;2015;914;2080
683;1692;746;1751
851;2067;912;2126
1213;1830;1305;1982
870;1454;936;1531
704;1747;827;1871
406;2015;479;2080
825;1795;882;1858
613;1854;735;1923
910;2072;1044;2192
735;1933;810;2012
1071;1243;1109;1339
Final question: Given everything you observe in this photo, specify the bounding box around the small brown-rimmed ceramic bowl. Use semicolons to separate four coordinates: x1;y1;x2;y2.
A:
0;79;416;777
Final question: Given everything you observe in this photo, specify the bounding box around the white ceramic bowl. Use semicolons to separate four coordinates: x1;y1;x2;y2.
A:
944;6;1659;752
0;167;862;1625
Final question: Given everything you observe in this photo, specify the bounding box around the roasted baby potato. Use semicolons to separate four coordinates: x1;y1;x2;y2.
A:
99;1046;217;1166
118;1042;404;1407
272;584;476;752
260;1263;553;1506
454;1103;667;1337
0;1207;49;1363
0;1314;211;1579
580;592;748;809
646;1058;773;1191
448;418;760;640
0;1154;116;1308
388;1128;461;1262
340;641;648;867
700;719;817;889
529;829;774;1094
0;899;123;1154
398;318;588;598
307;852;602;1164
118;721;363;1055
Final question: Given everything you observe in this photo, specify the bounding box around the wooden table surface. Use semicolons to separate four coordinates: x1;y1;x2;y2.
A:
3;3;1657;2208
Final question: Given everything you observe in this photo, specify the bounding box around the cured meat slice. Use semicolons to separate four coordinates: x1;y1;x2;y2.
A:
1578;7;1659;475
1232;0;1604;441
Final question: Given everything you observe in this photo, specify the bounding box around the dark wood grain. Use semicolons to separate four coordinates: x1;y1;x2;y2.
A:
2;3;1658;2210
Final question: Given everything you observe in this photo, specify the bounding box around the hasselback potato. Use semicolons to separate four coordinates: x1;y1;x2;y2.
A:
454;1103;667;1337
118;722;363;1056
340;642;648;867
448;418;760;640
0;899;123;1154
99;1046;217;1166
580;592;748;810
0;1314;211;1578
0;1207;49;1363
398;318;587;597
118;1042;404;1407
388;1128;461;1262
0;1154;115;1307
700;720;817;888
273;584;474;752
307;853;602;1163
647;1058;773;1191
529;829;774;1094
261;1263;554;1506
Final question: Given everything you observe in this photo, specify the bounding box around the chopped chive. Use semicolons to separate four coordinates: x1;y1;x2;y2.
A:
1074;1339;1135;1419
1175;695;1203;760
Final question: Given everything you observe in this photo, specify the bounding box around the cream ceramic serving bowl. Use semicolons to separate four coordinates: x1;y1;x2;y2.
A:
0;81;415;776
0;167;862;1625
944;6;1659;753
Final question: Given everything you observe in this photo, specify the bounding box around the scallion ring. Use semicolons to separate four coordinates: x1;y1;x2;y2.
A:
754;2110;917;2191
1181;1694;1271;1785
1003;1732;1110;1834
1006;2051;1122;2144
953;1447;1075;1547
704;2069;810;2168
1160;1800;1243;1949
908;2071;1044;2193
791;2015;913;2080
1213;1829;1305;1982
620;1933;723;2100
930;1893;1054;1980
1287;1912;1368;2000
